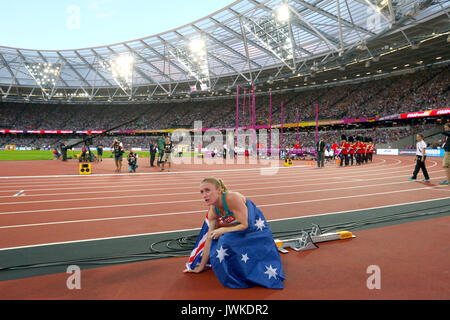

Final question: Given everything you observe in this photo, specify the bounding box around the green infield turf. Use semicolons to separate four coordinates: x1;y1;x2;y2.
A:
0;150;195;161
0;150;55;161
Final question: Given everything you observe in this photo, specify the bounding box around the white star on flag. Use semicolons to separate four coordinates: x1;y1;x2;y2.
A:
241;253;249;263
264;265;278;280
254;217;265;231
216;246;228;263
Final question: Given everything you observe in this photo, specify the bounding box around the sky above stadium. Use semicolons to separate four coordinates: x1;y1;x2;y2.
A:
1;0;234;50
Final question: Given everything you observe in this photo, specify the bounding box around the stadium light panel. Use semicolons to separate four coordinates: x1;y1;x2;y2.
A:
169;38;210;90
276;4;290;22
243;14;294;69
189;39;206;53
24;62;62;98
101;54;134;96
111;55;134;86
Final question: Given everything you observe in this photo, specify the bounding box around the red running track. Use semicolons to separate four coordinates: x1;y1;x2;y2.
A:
0;215;448;300
0;155;448;249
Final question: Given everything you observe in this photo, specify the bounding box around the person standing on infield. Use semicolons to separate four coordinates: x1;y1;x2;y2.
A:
409;133;430;182
149;140;157;167
157;136;165;167
111;139;124;172
161;136;173;172
316;137;325;168
96;142;103;162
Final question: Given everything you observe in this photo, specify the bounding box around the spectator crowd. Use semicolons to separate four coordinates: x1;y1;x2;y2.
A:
0;65;448;150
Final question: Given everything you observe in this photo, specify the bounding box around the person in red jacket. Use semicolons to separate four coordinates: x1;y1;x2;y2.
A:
368;138;374;162
348;136;355;166
363;137;369;164
359;137;365;164
339;135;349;167
331;142;338;160
355;136;362;165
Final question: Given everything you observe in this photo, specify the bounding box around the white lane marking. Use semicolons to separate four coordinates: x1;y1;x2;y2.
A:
12;190;24;197
0;173;446;206
0;186;448;230
0;196;449;251
0;160;432;196
0;157;404;187
0;159;402;189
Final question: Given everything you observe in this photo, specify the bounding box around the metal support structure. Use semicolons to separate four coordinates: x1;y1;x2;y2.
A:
293;0;376;36
362;0;392;26
0;0;445;103
386;0;396;24
0;53;19;86
336;0;345;53
239;16;254;84
160;35;211;90
287;3;340;52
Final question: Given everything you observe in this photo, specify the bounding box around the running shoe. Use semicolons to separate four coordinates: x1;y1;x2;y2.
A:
439;180;449;185
408;177;416;180
422;178;430;182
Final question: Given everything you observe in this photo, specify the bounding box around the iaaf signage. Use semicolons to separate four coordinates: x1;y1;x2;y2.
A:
403;111;432;118
400;108;450;119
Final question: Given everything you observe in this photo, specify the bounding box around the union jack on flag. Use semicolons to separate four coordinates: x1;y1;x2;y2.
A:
185;215;211;271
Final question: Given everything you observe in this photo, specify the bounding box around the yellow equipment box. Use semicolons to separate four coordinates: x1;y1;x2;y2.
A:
79;163;92;175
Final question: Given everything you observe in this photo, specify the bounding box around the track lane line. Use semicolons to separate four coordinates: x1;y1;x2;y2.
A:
0;158;398;186
0;171;446;206
0;160;432;196
0;184;448;229
0;159;402;190
0;196;448;249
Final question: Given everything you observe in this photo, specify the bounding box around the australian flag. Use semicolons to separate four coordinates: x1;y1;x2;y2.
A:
185;215;211;271
185;212;230;271
186;200;285;289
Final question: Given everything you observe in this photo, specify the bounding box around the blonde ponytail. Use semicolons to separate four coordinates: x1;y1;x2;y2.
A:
201;177;228;194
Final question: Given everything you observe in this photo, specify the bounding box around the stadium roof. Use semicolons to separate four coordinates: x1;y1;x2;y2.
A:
0;0;449;104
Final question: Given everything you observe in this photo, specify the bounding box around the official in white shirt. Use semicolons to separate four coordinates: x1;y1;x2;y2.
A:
409;134;430;181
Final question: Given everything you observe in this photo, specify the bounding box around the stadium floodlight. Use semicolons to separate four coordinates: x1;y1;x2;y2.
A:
189;38;206;53
24;62;62;98
111;55;134;82
100;54;134;96
276;4;290;22
169;38;210;90
243;15;294;69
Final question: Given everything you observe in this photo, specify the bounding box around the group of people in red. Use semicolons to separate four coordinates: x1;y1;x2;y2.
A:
338;135;375;167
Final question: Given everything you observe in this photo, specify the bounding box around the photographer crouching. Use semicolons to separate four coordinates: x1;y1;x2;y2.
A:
127;150;139;173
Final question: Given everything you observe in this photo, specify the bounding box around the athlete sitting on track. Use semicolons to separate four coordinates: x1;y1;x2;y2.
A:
183;177;285;289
